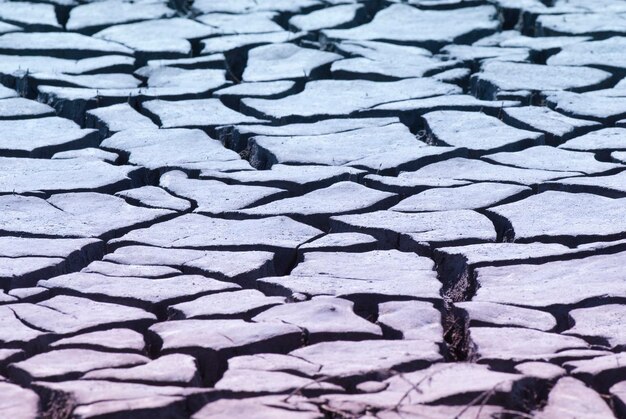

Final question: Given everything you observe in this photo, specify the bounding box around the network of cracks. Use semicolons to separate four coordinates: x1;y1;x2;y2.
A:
0;0;626;418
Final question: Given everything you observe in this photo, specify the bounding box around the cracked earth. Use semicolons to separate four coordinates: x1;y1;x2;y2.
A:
0;0;625;418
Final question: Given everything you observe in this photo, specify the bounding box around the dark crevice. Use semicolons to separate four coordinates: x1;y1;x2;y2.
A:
442;303;475;362
55;6;71;29
509;377;554;416
479;209;515;243
435;251;478;362
281;232;326;278
37;387;76;419
223;48;247;84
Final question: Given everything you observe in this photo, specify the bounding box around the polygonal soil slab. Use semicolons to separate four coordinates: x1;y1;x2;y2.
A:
548;36;626;72
21;70;141;91
546;92;626;123
82;260;181;278
250;126;458;171
0;193;173;240
289;4;365;31
52;147;119;163
0;31;133;58
149;319;303;382
239;181;396;227
220;117;398;152
0;305;48;347
0;2;59;31
320;362;521;408
241;78;460;122
168;290;284;320
322;5;499;50
0;117;98;157
565;304;626;348
143;99;265;129
536;13;626;37
259;250;441;302
421;110;544;154
377;300;442;341
85;102;156;138
502;105;600;144
0;157;139;194
253;297;382;343
298;233;378;254
330;209;496;251
50;328;146;353
514;361;566;380
1;257;65;289
8;295;155;336
193;11;283;35
559;128;626;153
363;174;470;195
116;186;191;212
0;97;54;119
331;40;456;79
215;368;342;396
104;246;276;284
7;349;148;384
225;353;321;378
367;94;519;118
0;54;134;76
440;44;530;63
246;123;431;168
141;67;230;97
160;171;287;215
113;214;322;251
192;396;320;419
82;354;201;386
32;379;209;419
0;382;39;418
0;237;102;259
66;1;175;34
199;164;365;194
200;31;304;55
242;43;341;82
483;146;622;174
391;183;530;212
101;128;246;172
38;273;239;310
471;61;611;99
565;353;626;389
551;169;626;197
487;191;626;245
289;339;442;386
494;32;591;53
290;250;436;287
473;252;626;307
0;84;17;99
470;327;589;363
111;214;322;274
213;81;298;106
456;301;557;331
94;18;215;61
407;157;579;185
536;376;615;419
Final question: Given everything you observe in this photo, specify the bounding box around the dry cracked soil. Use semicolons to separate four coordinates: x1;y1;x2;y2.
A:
0;0;625;418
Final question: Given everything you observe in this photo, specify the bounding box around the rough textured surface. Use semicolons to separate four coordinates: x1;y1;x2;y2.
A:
0;2;624;418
